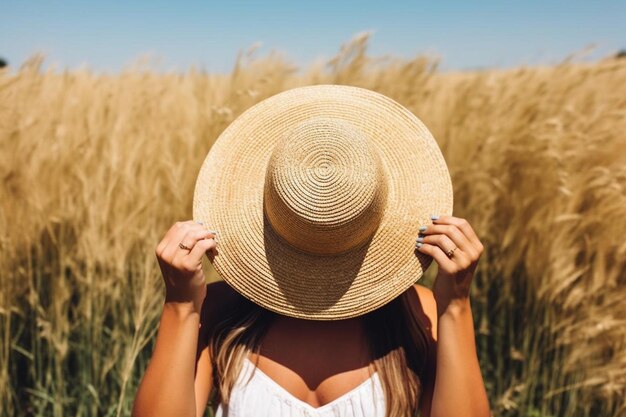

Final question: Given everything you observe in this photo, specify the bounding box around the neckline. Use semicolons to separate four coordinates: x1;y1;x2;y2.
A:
243;357;380;412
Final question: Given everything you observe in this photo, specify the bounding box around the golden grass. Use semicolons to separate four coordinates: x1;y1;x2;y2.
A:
1;33;625;416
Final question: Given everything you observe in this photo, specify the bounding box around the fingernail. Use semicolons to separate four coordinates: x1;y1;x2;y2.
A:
416;237;424;243
196;220;204;225
208;230;218;235
430;215;439;220
416;242;423;248
419;226;427;231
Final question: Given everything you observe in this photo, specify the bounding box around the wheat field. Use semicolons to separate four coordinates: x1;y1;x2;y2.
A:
1;34;625;417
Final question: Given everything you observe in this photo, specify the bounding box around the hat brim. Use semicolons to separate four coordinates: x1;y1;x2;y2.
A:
193;84;453;320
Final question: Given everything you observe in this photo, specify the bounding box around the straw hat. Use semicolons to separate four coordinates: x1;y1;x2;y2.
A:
193;84;453;320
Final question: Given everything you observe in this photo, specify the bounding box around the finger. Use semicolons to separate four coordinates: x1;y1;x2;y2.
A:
179;227;217;250
156;220;201;258
187;237;218;267
415;242;457;271
171;228;217;266
416;233;473;268
173;237;217;273
417;233;459;259
161;221;209;263
432;215;483;252
419;223;474;255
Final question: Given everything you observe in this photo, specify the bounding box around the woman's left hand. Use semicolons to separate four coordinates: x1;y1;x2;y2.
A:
415;215;484;317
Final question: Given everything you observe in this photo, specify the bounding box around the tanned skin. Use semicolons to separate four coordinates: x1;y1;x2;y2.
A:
132;215;491;417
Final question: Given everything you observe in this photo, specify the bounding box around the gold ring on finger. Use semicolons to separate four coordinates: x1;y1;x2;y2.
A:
446;246;457;258
179;242;192;251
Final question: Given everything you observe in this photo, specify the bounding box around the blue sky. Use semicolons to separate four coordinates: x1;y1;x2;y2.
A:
2;1;625;74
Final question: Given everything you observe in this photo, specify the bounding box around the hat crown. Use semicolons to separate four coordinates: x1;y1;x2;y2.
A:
264;117;388;255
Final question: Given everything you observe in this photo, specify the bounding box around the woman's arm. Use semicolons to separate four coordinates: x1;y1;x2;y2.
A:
194;317;215;417
132;302;205;417
430;299;490;417
415;215;491;417
417;288;489;417
131;221;218;417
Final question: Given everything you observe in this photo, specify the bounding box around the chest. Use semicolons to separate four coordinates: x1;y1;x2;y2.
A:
250;315;375;403
214;356;386;417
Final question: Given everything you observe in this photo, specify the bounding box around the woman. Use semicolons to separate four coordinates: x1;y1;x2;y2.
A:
132;85;491;417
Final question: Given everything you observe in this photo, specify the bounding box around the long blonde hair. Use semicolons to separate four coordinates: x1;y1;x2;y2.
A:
206;288;431;417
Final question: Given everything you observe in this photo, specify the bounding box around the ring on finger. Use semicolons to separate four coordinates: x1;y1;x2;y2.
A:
179;242;192;251
446;246;457;258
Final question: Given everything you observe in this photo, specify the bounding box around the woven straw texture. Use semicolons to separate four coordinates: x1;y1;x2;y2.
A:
193;84;453;320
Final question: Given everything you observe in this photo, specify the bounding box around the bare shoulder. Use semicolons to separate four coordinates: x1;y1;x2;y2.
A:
411;284;438;341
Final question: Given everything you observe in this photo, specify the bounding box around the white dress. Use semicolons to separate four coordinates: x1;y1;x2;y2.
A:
215;357;386;417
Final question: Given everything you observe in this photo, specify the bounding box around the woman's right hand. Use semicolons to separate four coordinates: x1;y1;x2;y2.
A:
155;220;218;313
